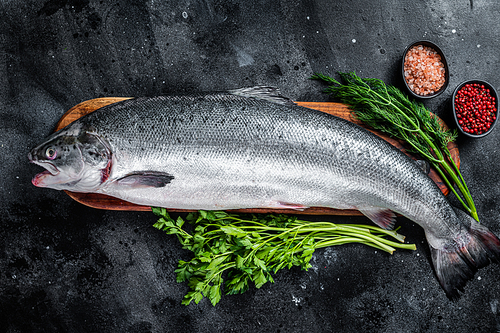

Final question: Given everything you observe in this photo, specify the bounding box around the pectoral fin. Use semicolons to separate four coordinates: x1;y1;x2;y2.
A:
358;207;397;230
116;171;174;188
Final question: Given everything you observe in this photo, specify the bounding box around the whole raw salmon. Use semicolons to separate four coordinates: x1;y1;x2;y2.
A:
29;87;500;299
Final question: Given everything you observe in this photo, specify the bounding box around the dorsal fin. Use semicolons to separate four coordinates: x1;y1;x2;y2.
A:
229;86;296;106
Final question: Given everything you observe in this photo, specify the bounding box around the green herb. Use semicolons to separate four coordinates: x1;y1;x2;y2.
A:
311;72;478;222
152;208;415;306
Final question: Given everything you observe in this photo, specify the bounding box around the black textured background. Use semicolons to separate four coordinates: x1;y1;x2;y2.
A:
2;1;500;332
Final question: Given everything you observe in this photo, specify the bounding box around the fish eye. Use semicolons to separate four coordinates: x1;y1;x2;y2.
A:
45;147;57;160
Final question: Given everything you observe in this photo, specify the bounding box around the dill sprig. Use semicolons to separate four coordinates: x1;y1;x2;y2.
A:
152;209;415;306
311;72;478;221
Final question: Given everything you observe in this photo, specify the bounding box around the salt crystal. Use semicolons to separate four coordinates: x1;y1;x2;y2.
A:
403;44;446;95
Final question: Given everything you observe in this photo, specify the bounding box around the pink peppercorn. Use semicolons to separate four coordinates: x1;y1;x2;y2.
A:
454;83;497;135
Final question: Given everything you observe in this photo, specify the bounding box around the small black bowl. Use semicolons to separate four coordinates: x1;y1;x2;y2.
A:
401;40;449;99
452;80;498;138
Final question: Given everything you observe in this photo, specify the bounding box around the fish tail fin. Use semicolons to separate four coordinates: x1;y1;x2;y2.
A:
430;218;500;300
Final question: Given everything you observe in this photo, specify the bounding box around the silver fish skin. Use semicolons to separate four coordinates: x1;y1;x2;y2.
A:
29;87;500;299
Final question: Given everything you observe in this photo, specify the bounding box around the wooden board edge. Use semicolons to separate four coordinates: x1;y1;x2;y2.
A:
55;97;133;131
63;191;365;215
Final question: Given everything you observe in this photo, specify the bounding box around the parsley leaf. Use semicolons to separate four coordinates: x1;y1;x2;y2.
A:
152;210;415;306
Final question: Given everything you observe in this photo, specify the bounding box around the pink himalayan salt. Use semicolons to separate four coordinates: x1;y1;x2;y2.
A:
404;45;446;96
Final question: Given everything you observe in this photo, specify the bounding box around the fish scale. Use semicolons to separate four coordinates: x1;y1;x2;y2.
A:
29;87;500;299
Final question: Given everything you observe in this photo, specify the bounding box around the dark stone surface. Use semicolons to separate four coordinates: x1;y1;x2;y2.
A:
2;0;500;332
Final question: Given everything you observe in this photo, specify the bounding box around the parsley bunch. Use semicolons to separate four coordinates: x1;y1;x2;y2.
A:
152;208;415;306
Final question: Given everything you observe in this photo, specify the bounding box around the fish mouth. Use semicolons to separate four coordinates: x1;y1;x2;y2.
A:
31;164;60;188
28;151;60;187
32;161;59;176
28;151;60;176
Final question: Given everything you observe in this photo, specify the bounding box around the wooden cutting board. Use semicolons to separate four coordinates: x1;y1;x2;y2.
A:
55;98;460;215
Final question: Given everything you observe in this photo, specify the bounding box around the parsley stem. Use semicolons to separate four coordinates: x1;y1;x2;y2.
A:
346;224;406;242
153;210;416;306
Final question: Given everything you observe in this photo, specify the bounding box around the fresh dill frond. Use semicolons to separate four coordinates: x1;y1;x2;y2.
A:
312;72;477;221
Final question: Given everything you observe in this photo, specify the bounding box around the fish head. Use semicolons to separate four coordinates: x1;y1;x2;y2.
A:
29;127;112;192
